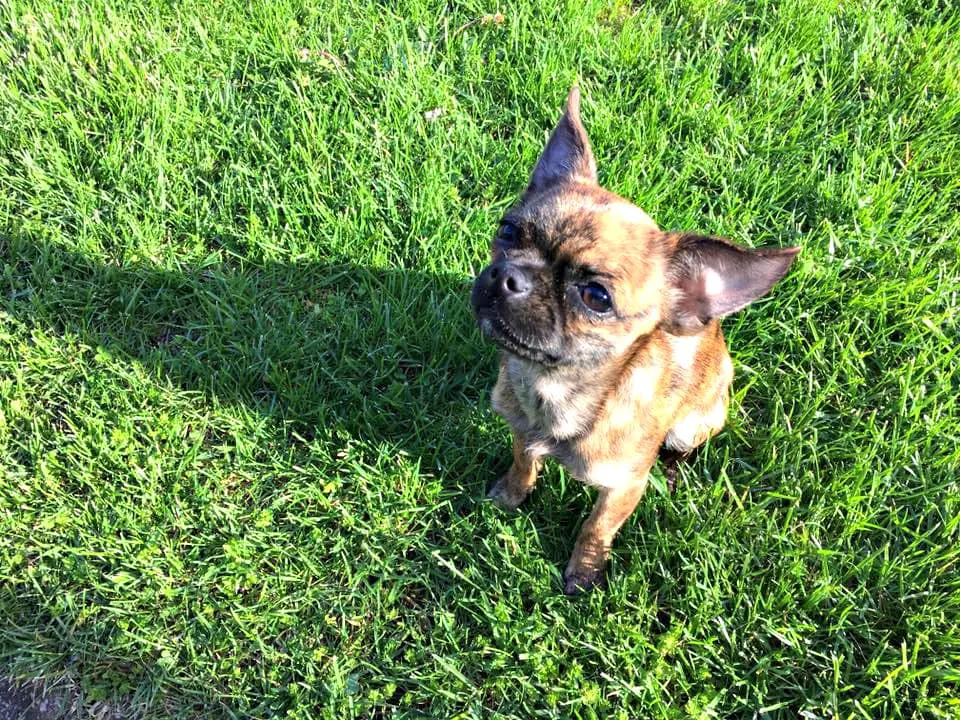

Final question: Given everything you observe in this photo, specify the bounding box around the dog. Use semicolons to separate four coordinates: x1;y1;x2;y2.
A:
471;86;799;595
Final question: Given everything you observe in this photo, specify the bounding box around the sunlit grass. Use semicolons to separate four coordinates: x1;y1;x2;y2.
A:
1;0;958;717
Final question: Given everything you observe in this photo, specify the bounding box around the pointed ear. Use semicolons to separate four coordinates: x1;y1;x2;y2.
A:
666;235;800;332
527;85;598;193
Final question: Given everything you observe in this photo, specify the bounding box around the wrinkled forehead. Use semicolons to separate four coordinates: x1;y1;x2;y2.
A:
510;184;664;280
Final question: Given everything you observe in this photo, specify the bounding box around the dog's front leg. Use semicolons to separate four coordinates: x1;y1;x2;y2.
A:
564;475;649;595
487;431;541;511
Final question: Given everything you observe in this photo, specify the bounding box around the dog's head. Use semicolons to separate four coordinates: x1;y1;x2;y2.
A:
471;86;799;367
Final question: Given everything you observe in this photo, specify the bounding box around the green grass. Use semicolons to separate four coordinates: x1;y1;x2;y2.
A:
1;0;959;717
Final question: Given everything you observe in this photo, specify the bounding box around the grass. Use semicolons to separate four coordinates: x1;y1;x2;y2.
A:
1;0;959;717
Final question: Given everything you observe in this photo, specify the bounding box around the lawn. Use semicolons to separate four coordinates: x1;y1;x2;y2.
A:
1;0;959;717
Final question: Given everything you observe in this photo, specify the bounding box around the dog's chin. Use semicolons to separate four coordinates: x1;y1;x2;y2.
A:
476;315;562;366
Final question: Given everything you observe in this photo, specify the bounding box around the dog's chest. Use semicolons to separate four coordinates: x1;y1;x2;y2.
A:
504;357;598;440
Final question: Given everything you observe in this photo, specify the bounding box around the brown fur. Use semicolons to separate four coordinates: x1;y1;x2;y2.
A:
471;87;798;594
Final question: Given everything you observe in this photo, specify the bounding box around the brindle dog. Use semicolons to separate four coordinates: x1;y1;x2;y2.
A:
472;86;799;595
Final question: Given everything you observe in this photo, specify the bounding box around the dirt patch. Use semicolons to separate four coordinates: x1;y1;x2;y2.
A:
0;676;132;720
0;676;65;720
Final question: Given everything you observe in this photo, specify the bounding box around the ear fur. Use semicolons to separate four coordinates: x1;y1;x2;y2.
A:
527;85;598;193
666;235;800;332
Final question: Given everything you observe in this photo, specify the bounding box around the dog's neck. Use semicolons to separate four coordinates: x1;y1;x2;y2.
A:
504;329;690;441
504;354;598;440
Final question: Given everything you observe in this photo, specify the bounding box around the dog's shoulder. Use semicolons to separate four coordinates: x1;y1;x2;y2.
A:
593;324;732;437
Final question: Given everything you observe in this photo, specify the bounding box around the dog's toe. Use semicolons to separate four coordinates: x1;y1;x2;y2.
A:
486;476;530;511
563;568;607;596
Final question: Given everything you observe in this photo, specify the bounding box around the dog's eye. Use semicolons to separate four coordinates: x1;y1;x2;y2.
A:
496;221;519;248
580;282;612;313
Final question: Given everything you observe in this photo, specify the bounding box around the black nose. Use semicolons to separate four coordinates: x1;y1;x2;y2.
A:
490;262;531;298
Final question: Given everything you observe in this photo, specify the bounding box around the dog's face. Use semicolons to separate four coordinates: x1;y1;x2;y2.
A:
472;87;798;367
471;171;669;367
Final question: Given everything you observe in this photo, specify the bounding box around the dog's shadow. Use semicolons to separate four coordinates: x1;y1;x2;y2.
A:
3;229;503;469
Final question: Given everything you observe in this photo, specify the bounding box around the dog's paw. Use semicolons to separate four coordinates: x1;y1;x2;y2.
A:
562;566;607;596
486;475;530;511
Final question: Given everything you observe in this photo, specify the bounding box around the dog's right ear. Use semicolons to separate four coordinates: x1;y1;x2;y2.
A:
666;235;800;333
527;85;598;194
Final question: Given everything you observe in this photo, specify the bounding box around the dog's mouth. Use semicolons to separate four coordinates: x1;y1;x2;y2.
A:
477;312;561;366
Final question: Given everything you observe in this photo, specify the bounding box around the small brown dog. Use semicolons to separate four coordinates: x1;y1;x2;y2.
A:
471;87;799;595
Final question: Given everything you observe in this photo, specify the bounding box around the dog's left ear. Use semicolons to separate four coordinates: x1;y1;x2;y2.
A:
527;85;598;193
666;235;800;333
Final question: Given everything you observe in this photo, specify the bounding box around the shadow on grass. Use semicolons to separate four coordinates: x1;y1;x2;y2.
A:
2;228;502;477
